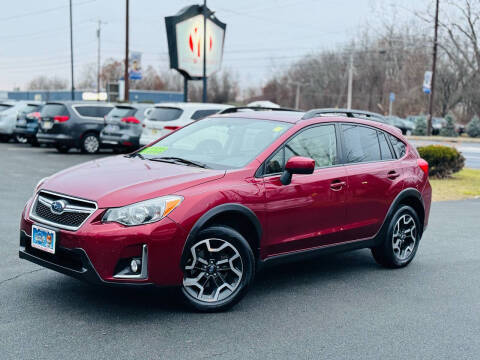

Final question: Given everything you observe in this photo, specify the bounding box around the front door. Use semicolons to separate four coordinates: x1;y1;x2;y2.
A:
262;124;348;257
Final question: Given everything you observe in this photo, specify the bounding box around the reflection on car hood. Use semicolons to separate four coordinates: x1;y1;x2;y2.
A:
41;155;226;207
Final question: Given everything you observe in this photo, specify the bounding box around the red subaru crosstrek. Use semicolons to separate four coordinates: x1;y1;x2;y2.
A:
19;109;432;311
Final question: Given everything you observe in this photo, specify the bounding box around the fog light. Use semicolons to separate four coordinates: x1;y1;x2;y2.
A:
130;259;140;273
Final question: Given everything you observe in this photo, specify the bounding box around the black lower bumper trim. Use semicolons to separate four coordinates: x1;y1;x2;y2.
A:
19;231;152;287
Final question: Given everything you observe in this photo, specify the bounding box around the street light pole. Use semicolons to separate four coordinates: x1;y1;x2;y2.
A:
69;0;75;100
202;0;207;103
427;0;440;136
124;0;129;102
347;53;353;109
96;20;107;98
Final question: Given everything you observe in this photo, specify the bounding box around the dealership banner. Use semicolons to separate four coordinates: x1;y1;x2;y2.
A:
165;5;226;79
129;51;142;80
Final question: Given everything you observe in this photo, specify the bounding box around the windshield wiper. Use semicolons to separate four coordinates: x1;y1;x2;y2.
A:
149;156;208;168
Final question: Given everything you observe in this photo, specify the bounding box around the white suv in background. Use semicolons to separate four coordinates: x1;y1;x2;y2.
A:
0;101;43;142
139;102;231;146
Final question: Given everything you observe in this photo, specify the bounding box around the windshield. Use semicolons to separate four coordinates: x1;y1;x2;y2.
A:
148;107;183;121
138;117;292;169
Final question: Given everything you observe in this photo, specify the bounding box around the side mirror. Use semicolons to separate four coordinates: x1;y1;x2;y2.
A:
280;156;315;185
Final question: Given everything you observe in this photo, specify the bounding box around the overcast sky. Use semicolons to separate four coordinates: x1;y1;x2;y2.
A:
0;0;432;91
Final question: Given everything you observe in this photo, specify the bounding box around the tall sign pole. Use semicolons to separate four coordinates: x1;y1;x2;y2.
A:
124;0;130;102
427;0;439;136
69;0;75;100
96;20;107;98
202;0;207;103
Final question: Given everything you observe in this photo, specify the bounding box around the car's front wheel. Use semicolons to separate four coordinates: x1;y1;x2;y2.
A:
15;134;28;144
371;205;421;268
181;226;255;312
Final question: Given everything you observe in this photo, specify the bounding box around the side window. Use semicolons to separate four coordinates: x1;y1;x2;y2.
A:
264;125;337;175
389;134;406;158
74;106;98;118
378;131;394;160
342;125;381;163
265;148;284;174
190;109;220;120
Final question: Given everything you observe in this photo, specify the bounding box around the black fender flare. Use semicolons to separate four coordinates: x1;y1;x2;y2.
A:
179;203;262;268
373;187;425;246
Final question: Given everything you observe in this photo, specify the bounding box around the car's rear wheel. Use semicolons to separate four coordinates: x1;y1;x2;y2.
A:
81;133;100;154
371;205;421;268
56;145;70;153
181;226;255;312
15;134;28;144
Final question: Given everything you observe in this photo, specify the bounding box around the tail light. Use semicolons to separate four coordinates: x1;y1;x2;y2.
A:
53;115;69;123
121;116;140;124
164;126;180;131
417;158;429;176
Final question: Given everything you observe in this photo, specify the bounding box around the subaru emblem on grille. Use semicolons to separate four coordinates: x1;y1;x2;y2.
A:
51;200;67;214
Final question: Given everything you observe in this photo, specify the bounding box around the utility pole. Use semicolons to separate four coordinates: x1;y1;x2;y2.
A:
427;0;440;136
202;0;207;103
69;0;75;100
347;53;353;109
96;20;107;98
124;0;129;102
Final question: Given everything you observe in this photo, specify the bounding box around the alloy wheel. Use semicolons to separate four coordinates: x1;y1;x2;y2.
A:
15;135;28;144
392;214;417;261
183;238;243;303
84;135;99;153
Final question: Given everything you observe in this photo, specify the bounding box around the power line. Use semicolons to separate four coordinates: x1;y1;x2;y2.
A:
0;0;96;22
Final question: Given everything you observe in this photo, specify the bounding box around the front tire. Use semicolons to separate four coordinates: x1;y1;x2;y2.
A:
371;205;421;268
81;133;100;154
181;226;255;312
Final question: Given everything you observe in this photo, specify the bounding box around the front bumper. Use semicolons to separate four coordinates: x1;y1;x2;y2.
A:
19;198;188;286
19;231;151;286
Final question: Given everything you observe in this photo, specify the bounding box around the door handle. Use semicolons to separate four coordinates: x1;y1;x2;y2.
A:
387;170;400;180
330;180;346;191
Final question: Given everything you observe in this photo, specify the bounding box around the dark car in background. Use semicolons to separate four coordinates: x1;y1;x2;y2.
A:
386;116;415;136
37;101;114;153
100;104;152;152
14;104;43;145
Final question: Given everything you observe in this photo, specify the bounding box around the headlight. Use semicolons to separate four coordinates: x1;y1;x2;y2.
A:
102;195;183;226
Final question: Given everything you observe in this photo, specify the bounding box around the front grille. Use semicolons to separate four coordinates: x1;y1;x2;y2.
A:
30;191;97;231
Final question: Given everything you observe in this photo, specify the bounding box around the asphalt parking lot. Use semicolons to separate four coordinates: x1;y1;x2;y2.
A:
1;142;480;360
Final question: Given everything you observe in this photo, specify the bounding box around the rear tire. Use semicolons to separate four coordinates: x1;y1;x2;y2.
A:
81;133;100;154
181;226;255;312
371;205;421;268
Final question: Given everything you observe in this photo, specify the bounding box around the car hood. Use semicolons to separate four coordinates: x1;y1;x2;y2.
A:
41;155;226;208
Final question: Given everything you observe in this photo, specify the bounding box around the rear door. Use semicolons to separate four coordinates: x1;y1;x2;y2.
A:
72;104;113;133
340;124;403;241
262;124;348;256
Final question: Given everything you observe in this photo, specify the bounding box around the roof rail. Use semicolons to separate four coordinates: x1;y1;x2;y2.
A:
301;108;385;121
219;106;297;114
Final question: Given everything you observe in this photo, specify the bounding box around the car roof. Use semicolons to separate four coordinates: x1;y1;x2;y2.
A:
152;102;232;109
214;110;403;136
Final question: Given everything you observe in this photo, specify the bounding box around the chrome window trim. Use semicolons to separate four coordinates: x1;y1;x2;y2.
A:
29;190;98;232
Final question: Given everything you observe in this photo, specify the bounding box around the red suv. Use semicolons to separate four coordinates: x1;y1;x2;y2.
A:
19;109;431;311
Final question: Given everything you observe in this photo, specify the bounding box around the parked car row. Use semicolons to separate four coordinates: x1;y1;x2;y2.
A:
0;100;231;153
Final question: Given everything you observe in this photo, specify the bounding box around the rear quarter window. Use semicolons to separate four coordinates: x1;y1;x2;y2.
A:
388;134;406;158
74;106;112;118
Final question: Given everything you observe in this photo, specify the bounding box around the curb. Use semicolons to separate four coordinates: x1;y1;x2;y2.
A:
407;135;480;144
